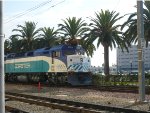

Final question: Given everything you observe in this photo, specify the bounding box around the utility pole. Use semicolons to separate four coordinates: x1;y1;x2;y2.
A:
137;0;145;102
0;0;5;113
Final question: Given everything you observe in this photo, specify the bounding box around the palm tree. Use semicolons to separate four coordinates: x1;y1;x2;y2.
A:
11;21;40;51
58;17;89;46
56;36;66;44
39;27;59;47
7;35;24;53
4;39;11;55
121;1;150;47
58;17;96;56
88;10;124;76
80;35;96;57
32;38;45;49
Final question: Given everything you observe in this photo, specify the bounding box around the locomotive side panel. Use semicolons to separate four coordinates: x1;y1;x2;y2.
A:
5;55;68;73
36;56;49;72
5;56;51;73
5;59;15;73
51;58;67;72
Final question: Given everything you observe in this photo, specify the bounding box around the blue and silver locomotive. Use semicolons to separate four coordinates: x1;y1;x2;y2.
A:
5;44;92;85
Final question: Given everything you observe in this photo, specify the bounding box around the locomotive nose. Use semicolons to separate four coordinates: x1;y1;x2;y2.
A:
67;55;92;85
67;55;91;72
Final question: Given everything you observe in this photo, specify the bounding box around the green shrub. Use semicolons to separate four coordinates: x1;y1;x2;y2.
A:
92;74;150;86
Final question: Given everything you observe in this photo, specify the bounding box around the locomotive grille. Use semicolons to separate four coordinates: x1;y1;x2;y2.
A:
67;64;90;72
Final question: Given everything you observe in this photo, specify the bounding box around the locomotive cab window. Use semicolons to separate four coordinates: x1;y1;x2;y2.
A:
52;51;60;57
55;51;60;57
64;51;75;56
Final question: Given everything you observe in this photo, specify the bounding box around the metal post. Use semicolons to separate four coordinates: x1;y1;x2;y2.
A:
130;61;132;74
0;1;5;113
137;0;145;102
117;55;118;75
119;65;122;74
117;64;118;75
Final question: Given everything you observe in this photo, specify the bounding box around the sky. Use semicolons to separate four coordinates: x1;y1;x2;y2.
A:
4;0;137;67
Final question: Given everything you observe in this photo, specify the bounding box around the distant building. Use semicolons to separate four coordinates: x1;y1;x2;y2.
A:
117;44;150;73
110;65;117;74
90;65;117;75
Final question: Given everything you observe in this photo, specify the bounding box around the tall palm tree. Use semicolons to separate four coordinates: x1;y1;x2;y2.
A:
12;21;40;51
32;38;45;49
4;39;11;55
7;35;24;53
58;17;95;56
88;10;124;76
39;27;59;47
121;1;150;47
58;17;89;45
80;40;96;57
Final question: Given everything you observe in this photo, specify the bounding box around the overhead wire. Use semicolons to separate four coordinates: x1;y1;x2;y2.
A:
34;0;65;16
5;0;66;34
5;0;53;23
49;0;65;8
5;0;53;21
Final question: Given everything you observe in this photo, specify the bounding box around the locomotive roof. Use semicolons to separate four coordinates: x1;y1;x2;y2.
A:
34;47;51;53
50;44;76;51
6;44;77;58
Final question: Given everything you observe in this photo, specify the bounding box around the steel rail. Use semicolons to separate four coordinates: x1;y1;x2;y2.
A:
6;92;150;113
6;95;104;113
6;82;150;94
5;105;29;113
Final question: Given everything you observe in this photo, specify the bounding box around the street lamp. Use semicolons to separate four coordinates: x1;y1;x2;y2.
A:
120;65;121;74
117;64;119;75
130;60;132;74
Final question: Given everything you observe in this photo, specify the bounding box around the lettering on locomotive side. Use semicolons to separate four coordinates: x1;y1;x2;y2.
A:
15;63;30;69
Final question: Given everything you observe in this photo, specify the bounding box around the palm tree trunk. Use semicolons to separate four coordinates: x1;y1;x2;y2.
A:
104;45;109;76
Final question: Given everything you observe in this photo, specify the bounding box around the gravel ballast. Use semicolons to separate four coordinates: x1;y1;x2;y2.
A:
6;100;69;113
5;84;150;112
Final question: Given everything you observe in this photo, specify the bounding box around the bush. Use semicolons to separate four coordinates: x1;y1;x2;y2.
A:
92;74;150;86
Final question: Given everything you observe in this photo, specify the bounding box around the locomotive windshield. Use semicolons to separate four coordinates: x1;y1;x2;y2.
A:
63;45;85;56
64;51;75;55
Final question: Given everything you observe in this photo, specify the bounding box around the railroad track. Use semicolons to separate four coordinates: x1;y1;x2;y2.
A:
6;82;150;94
6;105;28;113
5;92;150;113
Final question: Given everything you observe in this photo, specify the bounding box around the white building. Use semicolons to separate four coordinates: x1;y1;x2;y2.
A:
117;44;150;73
90;65;117;75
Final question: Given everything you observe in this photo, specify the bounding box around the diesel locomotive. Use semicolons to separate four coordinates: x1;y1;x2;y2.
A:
5;44;92;85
